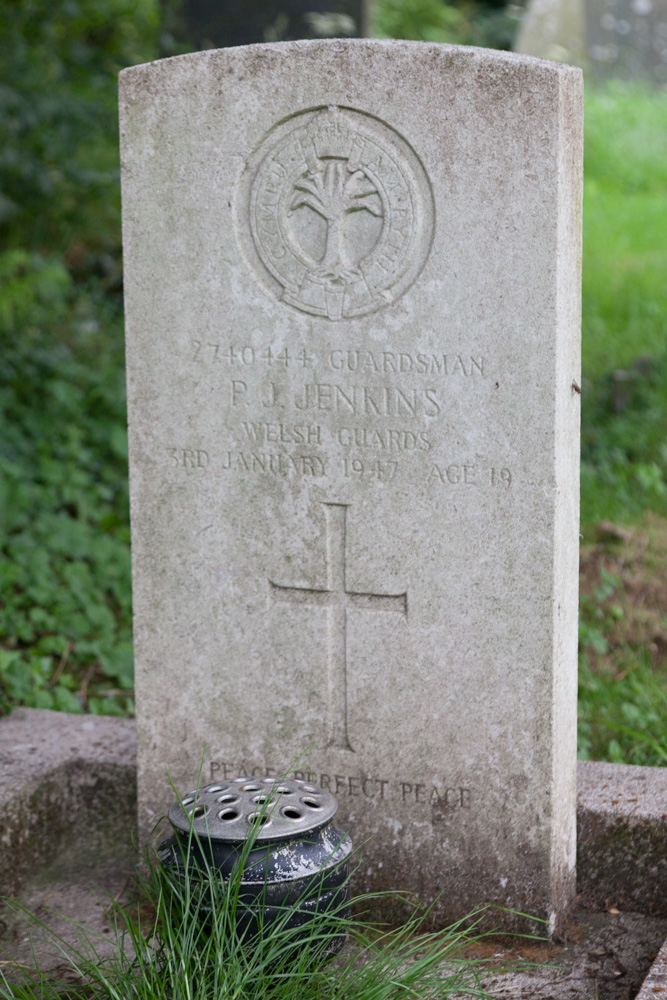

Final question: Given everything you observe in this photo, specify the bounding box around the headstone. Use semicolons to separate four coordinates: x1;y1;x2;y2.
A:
514;0;589;66
120;40;582;933
515;0;667;82
586;0;667;81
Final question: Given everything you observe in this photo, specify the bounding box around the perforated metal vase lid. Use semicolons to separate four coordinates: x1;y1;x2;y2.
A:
168;776;339;842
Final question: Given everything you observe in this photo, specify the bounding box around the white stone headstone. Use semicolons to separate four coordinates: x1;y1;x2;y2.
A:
514;0;589;67
120;40;582;933
585;0;667;82
515;0;667;82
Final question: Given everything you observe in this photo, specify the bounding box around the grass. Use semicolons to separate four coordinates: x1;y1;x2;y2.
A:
0;791;507;1000
582;83;667;378
579;651;667;766
579;350;667;528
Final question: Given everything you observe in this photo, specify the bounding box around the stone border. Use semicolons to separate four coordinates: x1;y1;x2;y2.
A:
577;759;667;916
636;935;667;999
0;708;136;897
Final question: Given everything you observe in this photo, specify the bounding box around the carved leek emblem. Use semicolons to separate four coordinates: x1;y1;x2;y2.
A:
289;159;382;282
239;106;434;320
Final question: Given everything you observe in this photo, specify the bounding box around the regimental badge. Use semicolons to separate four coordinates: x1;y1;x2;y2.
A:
237;106;434;320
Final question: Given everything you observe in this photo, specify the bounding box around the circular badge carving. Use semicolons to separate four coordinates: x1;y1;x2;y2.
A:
237;106;434;320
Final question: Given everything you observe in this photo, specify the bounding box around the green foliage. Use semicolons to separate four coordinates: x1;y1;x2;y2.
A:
579;84;667;529
578;568;625;659
373;0;471;43
372;0;520;48
0;0;159;250
578;87;667;765
0;0;158;716
578;654;667;766
578;566;667;766
580;351;667;527
584;83;667;206
581;85;667;378
0;251;132;716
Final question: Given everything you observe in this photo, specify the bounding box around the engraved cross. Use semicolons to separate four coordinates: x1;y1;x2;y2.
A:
269;502;407;752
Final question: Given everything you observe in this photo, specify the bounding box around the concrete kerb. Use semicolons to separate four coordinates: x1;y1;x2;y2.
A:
636;935;667;999
577;759;667;916
0;708;136;898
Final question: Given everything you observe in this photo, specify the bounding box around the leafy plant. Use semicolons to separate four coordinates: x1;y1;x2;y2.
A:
578;84;667;530
578;558;667;767
578;653;667;766
0;0;159;717
0;0;159;252
373;0;471;43
372;0;522;49
580;352;667;527
581;88;667;452
0;251;133;716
